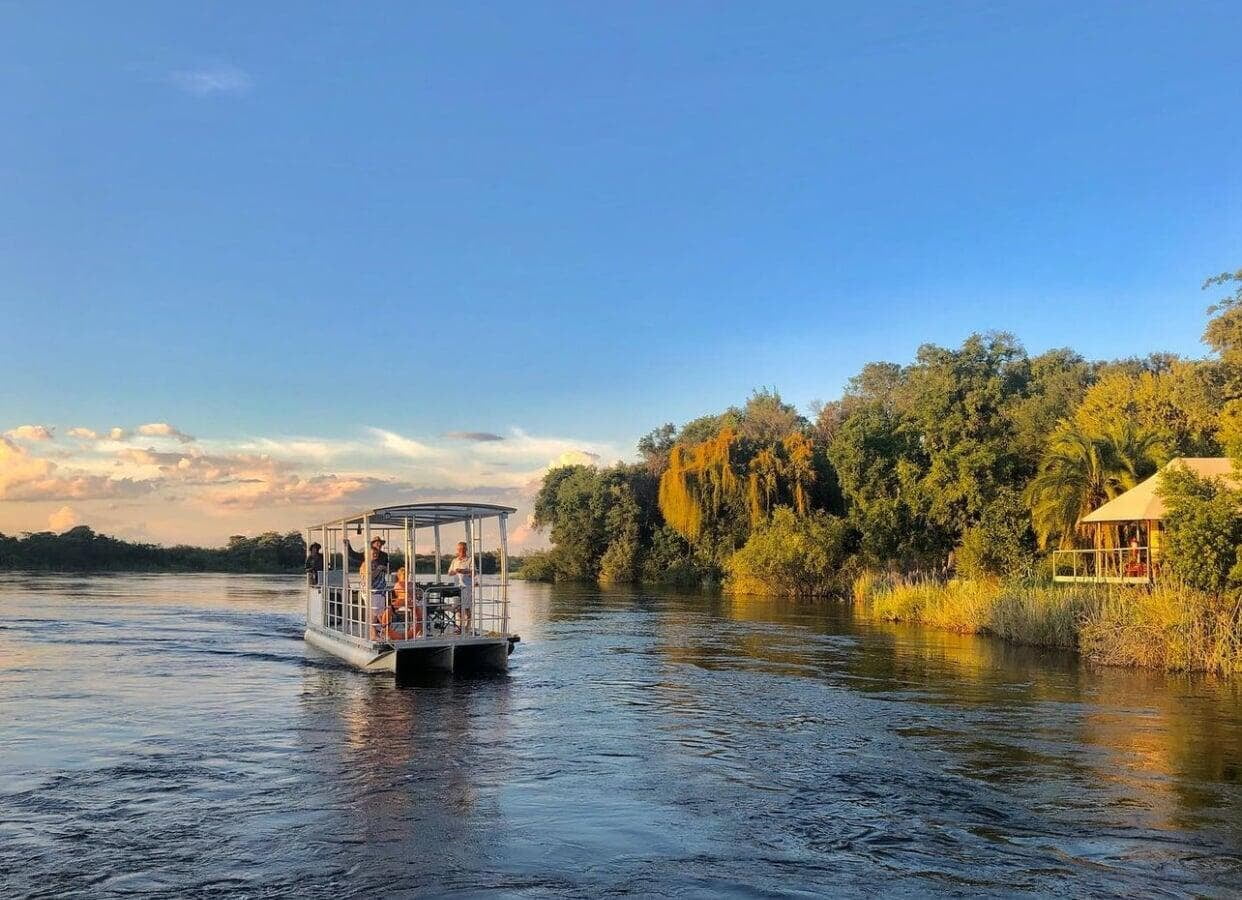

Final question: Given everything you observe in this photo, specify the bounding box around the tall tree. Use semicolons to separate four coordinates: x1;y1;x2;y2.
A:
1201;268;1242;459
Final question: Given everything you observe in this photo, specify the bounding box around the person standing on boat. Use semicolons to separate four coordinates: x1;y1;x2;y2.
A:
346;537;390;639
304;542;324;586
345;537;389;581
447;541;473;633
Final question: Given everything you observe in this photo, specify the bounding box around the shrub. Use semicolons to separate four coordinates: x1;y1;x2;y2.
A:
855;569;1242;674
515;550;558;582
639;524;711;586
954;490;1037;579
854;573;1096;650
1160;466;1242;594
725;507;855;596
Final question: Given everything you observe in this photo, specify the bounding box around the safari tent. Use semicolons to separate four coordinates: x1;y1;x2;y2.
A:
1053;457;1237;584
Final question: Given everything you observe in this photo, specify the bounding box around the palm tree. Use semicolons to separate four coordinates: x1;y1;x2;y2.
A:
1025;422;1167;549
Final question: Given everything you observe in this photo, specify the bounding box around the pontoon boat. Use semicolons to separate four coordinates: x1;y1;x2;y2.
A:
303;502;517;674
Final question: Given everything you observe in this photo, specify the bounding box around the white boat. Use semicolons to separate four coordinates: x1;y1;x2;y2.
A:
303;502;518;674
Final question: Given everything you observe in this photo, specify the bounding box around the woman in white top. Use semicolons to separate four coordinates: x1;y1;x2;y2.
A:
447;541;473;633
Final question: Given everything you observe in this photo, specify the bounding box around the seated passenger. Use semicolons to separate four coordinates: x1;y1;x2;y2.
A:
447;541;473;632
386;566;424;638
305;542;324;586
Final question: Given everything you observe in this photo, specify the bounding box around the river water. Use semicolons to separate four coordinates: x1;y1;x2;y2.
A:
1;573;1241;897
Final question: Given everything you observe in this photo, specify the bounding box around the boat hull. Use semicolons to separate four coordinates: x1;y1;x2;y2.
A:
304;626;510;674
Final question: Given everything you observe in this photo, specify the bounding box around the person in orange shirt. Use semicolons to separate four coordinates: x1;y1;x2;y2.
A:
385;566;423;639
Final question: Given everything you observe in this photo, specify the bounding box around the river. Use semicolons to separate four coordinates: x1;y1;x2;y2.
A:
1;573;1240;896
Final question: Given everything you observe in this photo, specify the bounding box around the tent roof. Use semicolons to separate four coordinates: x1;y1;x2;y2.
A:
1080;457;1236;524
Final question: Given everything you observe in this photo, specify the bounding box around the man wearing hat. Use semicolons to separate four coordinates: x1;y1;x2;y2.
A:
345;535;390;590
345;535;389;568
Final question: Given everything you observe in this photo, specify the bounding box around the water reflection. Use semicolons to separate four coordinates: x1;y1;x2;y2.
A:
0;573;1239;895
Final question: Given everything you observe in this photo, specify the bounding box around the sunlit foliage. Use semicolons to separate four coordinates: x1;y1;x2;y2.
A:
725;507;854;597
658;427;741;544
1074;362;1224;457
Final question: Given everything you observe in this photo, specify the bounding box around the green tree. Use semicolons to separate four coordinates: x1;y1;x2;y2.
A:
1160;465;1242;594
1201;268;1242;458
532;465;608;579
1006;348;1095;472
637;423;677;473
1074;362;1223;457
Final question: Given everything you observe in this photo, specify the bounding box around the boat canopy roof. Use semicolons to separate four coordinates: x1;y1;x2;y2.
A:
307;502;517;531
1080;457;1236;524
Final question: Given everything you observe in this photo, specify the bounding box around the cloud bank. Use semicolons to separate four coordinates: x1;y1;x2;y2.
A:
0;421;624;546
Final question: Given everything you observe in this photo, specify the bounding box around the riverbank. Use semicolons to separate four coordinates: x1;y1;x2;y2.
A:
853;573;1242;676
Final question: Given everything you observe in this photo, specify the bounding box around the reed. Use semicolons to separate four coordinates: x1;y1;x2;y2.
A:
1079;583;1242;675
853;572;1242;673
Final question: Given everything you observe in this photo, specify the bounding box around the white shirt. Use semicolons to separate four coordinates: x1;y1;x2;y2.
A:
447;554;472;584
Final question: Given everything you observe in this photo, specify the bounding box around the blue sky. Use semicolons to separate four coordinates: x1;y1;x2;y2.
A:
1;2;1240;543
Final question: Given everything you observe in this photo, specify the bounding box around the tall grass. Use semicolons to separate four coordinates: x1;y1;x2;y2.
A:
853;572;1242;674
1079;585;1242;676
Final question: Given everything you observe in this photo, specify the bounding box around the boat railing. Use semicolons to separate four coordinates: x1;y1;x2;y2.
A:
1051;546;1157;584
308;573;508;644
311;575;375;640
471;581;508;637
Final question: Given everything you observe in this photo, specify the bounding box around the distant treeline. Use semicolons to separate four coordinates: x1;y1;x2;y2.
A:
0;526;519;575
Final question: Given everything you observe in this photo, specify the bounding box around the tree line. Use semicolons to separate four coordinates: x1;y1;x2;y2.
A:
0;527;310;573
0;526;514;576
527;269;1242;596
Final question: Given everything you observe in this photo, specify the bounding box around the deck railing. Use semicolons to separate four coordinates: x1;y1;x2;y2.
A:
1051;547;1157;583
309;573;508;644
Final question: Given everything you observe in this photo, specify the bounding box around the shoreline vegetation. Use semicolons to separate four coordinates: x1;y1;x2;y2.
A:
854;573;1242;676
527;268;1242;675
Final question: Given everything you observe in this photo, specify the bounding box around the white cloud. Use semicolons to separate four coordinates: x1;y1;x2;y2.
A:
108;427;128;441
471;428;615;466
551;450;600;467
67;427;99;440
369;428;440;460
210;473;383;509
0;437;153;501
5;424;54;441
507;517;536;547
48;506;78;532
228;436;368;463
171;64;252;97
137;422;195;443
